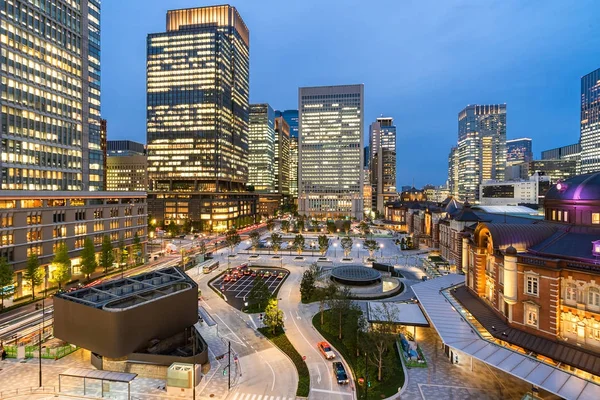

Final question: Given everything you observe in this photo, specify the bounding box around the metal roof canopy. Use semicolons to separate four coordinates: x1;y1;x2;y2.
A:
412;275;600;400
59;368;137;399
367;301;429;327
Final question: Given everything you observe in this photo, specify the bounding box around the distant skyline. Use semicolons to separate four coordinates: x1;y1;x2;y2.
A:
102;0;600;187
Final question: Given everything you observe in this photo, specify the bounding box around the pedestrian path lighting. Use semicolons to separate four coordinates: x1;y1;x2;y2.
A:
356;243;360;258
333;243;338;257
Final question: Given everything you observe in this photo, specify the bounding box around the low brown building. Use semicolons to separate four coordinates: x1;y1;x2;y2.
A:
54;266;207;366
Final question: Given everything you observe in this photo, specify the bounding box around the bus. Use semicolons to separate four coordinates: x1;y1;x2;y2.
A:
202;260;220;274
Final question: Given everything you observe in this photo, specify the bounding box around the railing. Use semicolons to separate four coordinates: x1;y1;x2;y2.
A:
0;386;56;399
4;344;78;359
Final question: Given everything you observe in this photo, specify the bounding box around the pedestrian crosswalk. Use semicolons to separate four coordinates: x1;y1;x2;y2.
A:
230;393;294;400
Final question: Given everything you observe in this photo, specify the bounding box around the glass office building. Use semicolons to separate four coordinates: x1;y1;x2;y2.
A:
146;6;256;232
298;84;364;219
0;0;102;190
275;110;298;199
274;116;290;196
457;104;507;202
369;117;397;213
506;138;533;165
248;104;275;193
579;68;600;174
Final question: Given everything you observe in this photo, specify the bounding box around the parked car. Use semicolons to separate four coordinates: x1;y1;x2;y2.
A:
251;270;257;277
277;272;284;280
333;362;349;384
223;274;231;282
317;342;335;359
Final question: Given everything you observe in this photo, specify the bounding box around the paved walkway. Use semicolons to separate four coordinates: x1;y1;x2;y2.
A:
399;327;544;400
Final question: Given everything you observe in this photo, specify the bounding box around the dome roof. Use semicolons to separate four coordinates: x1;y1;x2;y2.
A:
545;172;600;201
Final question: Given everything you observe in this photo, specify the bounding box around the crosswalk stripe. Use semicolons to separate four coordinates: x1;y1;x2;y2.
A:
244;394;251;400
232;394;239;400
251;395;256;400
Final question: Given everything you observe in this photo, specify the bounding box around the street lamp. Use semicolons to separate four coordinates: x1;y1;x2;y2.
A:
380;243;384;257
333;243;337;258
356;243;360;259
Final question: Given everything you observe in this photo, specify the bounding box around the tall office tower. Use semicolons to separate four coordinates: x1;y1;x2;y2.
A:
541;143;581;161
448;146;459;197
363;146;370;168
248;104;275;192
580;68;600;174
369;117;397;213
101;119;108;190
298;84;364;219
457;104;507;202
107;140;146;156
146;6;256;232
274;116;291;196
506;138;533;165
275;110;299;199
0;0;102;191
363;168;372;215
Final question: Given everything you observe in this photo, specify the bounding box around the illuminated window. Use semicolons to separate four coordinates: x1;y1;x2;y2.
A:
524;302;539;328
593;213;600;224
565;283;577;303
589;287;600;307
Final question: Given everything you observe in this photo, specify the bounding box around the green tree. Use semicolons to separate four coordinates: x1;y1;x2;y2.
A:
281;220;290;233
52;243;71;289
311;219;319;231
0;257;14;309
297;218;305;233
133;233;143;265
293;234;305;255
363;239;379;258
299;268;316;303
24;253;44;299
326;221;336;234
249;231;260;253
270;233;282;255
366;302;399;381
118;238;127;266
100;235;115;274
342;220;351;235
167;220;180;237
263;298;284;334
266;220;274;232
318;281;338;326
225;228;241;254
329;287;353;340
317;235;329;255
80;237;97;280
341;236;353;257
359;221;370;236
198;241;207;257
248;277;271;310
182;218;192;234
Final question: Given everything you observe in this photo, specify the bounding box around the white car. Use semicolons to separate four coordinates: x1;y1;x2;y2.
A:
318;342;336;359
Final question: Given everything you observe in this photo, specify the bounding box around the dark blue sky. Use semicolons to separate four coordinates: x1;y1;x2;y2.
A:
102;0;600;187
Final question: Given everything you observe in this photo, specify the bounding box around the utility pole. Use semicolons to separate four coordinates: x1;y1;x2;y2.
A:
228;341;231;390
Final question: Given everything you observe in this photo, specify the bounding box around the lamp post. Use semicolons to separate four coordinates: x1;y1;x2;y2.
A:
333;243;337;258
380;243;384;258
356;243;360;259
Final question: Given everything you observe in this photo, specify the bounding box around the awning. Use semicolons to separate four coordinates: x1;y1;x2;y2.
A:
367;301;429;327
412;275;600;400
60;368;137;383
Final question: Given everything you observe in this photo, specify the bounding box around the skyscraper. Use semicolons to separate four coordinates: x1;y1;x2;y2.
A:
369;117;397;213
275;110;299;199
579;68;600;174
541;143;581;161
298;85;364;219
457;104;507;202
146;5;256;232
274;116;291;196
448;146;459;197
1;0;103;191
506;138;533;165
248;104;275;193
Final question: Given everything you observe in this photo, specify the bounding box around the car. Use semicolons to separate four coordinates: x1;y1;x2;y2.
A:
277;272;284;279
271;271;278;277
333;362;349;384
263;271;270;278
243;269;251;276
223;274;231;282
318;342;335;359
251;270;257;277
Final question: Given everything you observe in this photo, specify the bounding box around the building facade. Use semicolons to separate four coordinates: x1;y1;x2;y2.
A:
146;6;256;231
369;117;397;214
0;192;147;297
541;143;581;161
1;0;103;190
462;173;600;382
275;110;299;200
298;85;364;219
457;104;507;202
479;174;546;206
506;138;533;166
107;155;148;192
448;146;459;197
107;140;146;156
525;159;578;183
248;104;275;193
579;68;600;174
274;116;291;196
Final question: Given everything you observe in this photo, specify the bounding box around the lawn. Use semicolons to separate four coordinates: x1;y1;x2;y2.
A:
258;327;310;397
313;311;404;399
